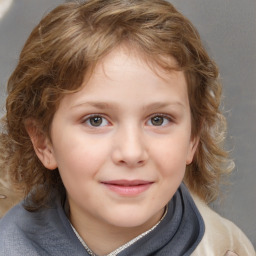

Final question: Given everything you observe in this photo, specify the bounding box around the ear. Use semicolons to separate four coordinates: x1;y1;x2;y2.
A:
186;136;200;165
25;119;57;170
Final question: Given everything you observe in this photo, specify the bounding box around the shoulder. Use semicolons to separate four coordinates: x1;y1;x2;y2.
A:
0;201;26;233
0;202;34;255
0;197;86;256
191;194;255;256
0;200;55;255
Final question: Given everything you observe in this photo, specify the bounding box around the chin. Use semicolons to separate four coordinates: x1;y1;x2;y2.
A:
106;209;161;230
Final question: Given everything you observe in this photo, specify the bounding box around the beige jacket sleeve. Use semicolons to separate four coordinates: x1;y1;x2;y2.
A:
0;179;22;218
191;194;255;256
0;179;255;255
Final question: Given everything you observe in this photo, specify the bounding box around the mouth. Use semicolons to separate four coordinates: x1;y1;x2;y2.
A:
101;180;154;196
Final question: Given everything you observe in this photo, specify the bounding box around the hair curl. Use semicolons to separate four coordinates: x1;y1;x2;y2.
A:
0;0;234;210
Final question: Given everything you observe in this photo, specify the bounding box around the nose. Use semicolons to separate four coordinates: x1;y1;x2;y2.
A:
111;125;148;168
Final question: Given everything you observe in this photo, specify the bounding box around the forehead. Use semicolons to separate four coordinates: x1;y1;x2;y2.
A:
56;47;189;113
84;45;182;85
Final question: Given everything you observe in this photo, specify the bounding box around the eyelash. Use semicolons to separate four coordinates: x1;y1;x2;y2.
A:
82;114;110;128
82;113;174;129
146;113;173;127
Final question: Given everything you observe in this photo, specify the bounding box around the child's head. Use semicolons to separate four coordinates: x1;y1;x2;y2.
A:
1;0;232;210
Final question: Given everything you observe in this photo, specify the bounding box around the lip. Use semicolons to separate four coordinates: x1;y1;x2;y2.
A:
101;180;154;196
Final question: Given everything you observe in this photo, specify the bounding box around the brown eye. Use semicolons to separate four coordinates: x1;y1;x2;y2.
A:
83;115;110;128
89;116;103;126
151;116;164;126
147;115;171;127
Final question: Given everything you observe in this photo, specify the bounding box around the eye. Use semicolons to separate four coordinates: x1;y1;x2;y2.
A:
147;115;171;126
83;115;109;127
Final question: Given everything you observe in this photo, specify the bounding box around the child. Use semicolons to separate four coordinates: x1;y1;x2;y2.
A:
0;0;254;255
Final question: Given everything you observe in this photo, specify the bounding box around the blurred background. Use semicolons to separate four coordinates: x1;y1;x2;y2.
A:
0;0;255;247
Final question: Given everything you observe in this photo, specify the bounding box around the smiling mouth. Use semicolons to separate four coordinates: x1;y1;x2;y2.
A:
101;180;154;196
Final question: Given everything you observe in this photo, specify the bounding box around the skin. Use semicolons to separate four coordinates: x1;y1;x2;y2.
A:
28;47;198;255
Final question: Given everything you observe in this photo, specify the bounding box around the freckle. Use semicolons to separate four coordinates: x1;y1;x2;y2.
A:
0;194;7;199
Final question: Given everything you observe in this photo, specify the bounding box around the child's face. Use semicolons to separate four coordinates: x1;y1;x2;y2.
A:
36;47;198;232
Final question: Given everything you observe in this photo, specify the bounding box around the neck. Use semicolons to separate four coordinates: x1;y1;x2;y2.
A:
69;208;165;255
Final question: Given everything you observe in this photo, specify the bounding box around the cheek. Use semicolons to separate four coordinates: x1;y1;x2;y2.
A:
151;137;190;177
55;147;102;200
52;133;110;179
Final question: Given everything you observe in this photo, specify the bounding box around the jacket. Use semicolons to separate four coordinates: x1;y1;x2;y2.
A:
0;182;255;255
191;194;255;256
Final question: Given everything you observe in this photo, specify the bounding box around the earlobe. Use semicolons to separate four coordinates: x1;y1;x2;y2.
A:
25;119;57;170
186;136;199;165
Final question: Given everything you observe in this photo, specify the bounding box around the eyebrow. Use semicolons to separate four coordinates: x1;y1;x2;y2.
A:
143;102;185;111
71;101;185;110
71;102;112;109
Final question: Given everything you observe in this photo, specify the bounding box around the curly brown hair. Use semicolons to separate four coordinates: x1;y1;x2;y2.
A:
0;0;233;210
